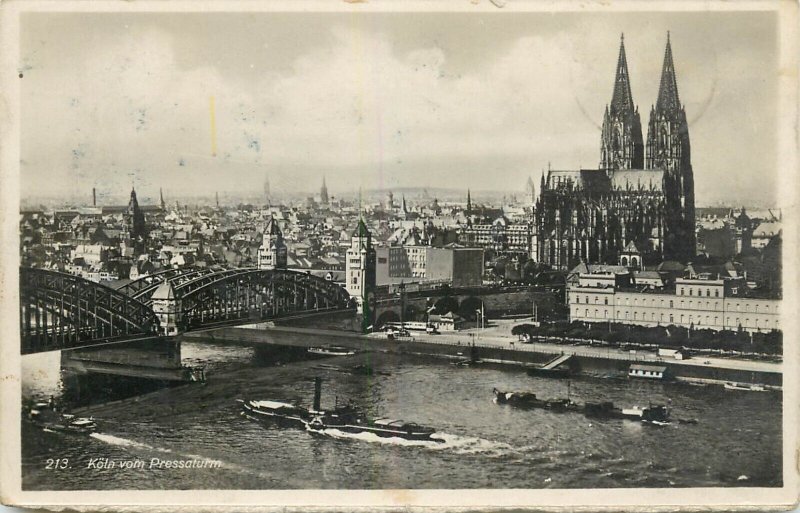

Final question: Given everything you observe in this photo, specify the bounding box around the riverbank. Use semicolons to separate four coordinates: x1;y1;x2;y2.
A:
181;324;782;387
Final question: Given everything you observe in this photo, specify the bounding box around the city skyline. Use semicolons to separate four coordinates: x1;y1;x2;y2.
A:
21;12;778;205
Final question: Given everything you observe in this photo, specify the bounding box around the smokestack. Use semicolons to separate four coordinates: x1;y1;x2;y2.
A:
92;188;96;207
313;377;322;412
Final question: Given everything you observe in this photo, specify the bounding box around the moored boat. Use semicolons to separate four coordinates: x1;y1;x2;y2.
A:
308;345;357;356
724;382;766;392
527;367;570;379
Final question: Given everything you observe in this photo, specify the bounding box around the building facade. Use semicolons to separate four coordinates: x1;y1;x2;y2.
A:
257;215;288;270
568;272;780;333
345;219;376;312
458;217;535;257
535;34;695;270
375;245;484;288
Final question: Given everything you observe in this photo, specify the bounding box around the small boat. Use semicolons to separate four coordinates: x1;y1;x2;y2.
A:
527;367;570;379
307;345;357;356
26;403;97;435
306;415;442;442
723;382;766;392
452;358;482;367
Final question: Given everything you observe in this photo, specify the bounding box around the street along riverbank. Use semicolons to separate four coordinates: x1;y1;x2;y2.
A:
181;324;782;388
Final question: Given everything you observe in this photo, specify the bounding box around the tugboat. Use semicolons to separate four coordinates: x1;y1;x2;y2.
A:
247;378;443;442
307;345;357;356
26;402;97;435
240;378;360;429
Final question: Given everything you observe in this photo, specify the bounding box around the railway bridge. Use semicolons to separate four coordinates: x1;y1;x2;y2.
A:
19;266;353;354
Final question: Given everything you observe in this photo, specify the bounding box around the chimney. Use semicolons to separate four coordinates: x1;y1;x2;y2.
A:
92;187;96;207
313;377;322;412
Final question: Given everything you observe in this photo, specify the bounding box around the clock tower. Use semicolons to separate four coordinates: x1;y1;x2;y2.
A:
645;33;695;263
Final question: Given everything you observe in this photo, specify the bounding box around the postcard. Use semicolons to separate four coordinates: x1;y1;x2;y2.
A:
1;0;797;510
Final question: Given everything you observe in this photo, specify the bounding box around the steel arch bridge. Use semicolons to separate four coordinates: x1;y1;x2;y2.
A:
134;267;353;330
20;268;160;355
20;266;354;354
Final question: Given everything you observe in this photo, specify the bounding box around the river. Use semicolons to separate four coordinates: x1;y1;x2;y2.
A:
20;335;782;490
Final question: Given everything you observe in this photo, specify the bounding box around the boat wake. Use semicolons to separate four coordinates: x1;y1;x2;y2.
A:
90;433;162;451
306;427;523;457
89;433;238;472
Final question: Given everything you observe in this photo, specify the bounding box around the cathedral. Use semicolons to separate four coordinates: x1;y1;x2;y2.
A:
534;33;696;269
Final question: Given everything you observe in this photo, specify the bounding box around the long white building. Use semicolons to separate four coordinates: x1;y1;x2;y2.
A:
567;271;780;333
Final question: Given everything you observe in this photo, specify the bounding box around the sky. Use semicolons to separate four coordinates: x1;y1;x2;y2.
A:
20;10;779;206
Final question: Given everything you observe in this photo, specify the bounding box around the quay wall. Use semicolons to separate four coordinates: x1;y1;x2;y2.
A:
181;327;782;386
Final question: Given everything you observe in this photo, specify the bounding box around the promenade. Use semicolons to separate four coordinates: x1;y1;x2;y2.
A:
220;320;783;375
365;320;783;375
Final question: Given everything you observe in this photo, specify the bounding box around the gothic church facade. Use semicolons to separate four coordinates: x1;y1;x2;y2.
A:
535;34;696;269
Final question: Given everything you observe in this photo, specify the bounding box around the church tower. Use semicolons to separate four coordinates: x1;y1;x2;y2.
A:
257;215;287;270
126;187;147;254
320;175;329;206
645;33;696;262
600;34;644;171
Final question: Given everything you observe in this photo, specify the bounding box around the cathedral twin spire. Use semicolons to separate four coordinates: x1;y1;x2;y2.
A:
601;32;688;175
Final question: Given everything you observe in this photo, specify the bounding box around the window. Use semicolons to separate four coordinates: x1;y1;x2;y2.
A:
670;314;674;323
689;288;693;296
706;289;710;297
680;288;684;295
715;290;720;297
604;298;608;305
669;300;673;308
576;296;580;304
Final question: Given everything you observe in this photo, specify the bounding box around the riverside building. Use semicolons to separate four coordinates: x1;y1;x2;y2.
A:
567;270;780;333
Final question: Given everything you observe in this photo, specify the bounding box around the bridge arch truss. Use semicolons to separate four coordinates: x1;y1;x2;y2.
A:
144;268;353;330
20;268;160;354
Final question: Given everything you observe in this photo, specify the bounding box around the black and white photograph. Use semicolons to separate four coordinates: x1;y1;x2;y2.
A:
1;0;797;509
